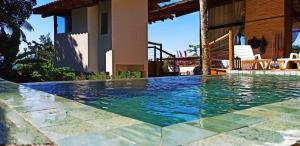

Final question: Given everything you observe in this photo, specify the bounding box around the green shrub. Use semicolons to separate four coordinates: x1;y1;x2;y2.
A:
54;67;78;81
114;71;142;79
88;72;110;80
14;34;80;82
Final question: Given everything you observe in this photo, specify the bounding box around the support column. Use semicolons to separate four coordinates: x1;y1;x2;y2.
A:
54;16;58;35
199;0;211;75
111;0;148;77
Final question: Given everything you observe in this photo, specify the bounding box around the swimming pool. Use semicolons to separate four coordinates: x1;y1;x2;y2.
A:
24;75;300;127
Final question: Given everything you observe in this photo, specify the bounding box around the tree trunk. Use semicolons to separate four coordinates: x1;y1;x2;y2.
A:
199;0;211;75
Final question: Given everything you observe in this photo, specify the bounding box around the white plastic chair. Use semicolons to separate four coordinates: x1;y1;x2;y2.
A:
278;52;300;69
234;45;261;60
234;45;270;69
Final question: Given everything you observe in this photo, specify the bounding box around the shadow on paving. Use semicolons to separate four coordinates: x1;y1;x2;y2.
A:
0;105;8;145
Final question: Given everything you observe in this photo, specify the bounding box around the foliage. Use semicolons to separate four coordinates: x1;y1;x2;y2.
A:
174;45;201;67
0;27;21;74
187;45;200;57
0;0;36;78
115;71;142;79
292;45;300;50
15;34;78;82
0;0;36;28
88;72;110;81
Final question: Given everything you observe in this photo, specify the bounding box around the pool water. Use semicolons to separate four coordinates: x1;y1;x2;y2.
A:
24;75;300;127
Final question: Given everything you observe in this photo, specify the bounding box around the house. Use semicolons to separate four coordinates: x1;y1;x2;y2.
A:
34;0;149;77
33;0;297;77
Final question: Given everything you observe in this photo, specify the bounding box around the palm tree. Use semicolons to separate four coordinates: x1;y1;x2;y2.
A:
0;0;36;77
0;20;34;75
199;0;211;75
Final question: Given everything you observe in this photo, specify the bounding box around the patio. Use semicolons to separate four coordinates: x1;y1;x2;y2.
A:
0;79;300;146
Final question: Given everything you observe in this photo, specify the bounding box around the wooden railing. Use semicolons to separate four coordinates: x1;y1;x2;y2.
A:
148;42;176;75
209;30;234;69
148;41;176;61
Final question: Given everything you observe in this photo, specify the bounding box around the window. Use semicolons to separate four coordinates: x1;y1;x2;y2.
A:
57;16;66;34
101;13;108;35
55;15;71;34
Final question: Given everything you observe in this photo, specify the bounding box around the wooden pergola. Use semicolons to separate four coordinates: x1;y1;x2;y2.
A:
149;0;242;23
34;0;237;23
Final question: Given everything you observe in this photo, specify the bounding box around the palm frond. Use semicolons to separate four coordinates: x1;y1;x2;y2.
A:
21;21;34;32
20;30;27;42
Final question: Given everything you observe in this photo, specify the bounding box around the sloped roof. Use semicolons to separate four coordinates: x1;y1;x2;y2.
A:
33;0;98;17
33;0;241;22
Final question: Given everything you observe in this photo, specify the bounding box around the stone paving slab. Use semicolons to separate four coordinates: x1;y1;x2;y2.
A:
87;116;143;132
185;118;246;133
161;123;217;146
56;132;136;146
259;104;300;114
252;120;300;144
186;133;264;146
271;99;300;109
212;113;264;125
228;70;300;76
112;123;162;146
236;107;300;125
0;102;53;145
228;127;285;144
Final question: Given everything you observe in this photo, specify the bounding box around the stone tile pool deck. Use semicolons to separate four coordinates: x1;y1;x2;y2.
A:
0;79;300;146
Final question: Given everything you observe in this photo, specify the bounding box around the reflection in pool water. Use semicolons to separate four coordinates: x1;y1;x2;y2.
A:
24;75;300;127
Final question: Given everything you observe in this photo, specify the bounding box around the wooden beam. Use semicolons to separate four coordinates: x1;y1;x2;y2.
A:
208;22;245;30
149;0;244;23
54;16;57;35
228;30;234;70
209;33;229;46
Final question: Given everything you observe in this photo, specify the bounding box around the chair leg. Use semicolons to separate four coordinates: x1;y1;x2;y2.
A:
259;62;263;69
283;61;289;70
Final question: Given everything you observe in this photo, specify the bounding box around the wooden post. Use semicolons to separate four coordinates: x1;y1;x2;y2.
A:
199;0;211;75
54;16;58;35
154;47;156;61
173;56;176;73
159;44;163;62
229;30;234;69
155;46;160;76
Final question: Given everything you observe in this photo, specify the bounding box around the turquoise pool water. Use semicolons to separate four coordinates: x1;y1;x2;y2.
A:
24;75;300;127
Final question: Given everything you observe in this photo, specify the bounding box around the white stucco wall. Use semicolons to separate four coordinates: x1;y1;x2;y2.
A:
54;0;148;76
106;50;113;75
98;0;113;73
54;33;89;72
111;0;148;77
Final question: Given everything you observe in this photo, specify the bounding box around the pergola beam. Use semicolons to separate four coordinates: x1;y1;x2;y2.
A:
149;0;243;23
33;0;99;18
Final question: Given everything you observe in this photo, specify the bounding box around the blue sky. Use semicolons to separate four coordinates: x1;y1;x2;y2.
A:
23;0;300;54
21;0;54;50
23;0;199;54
